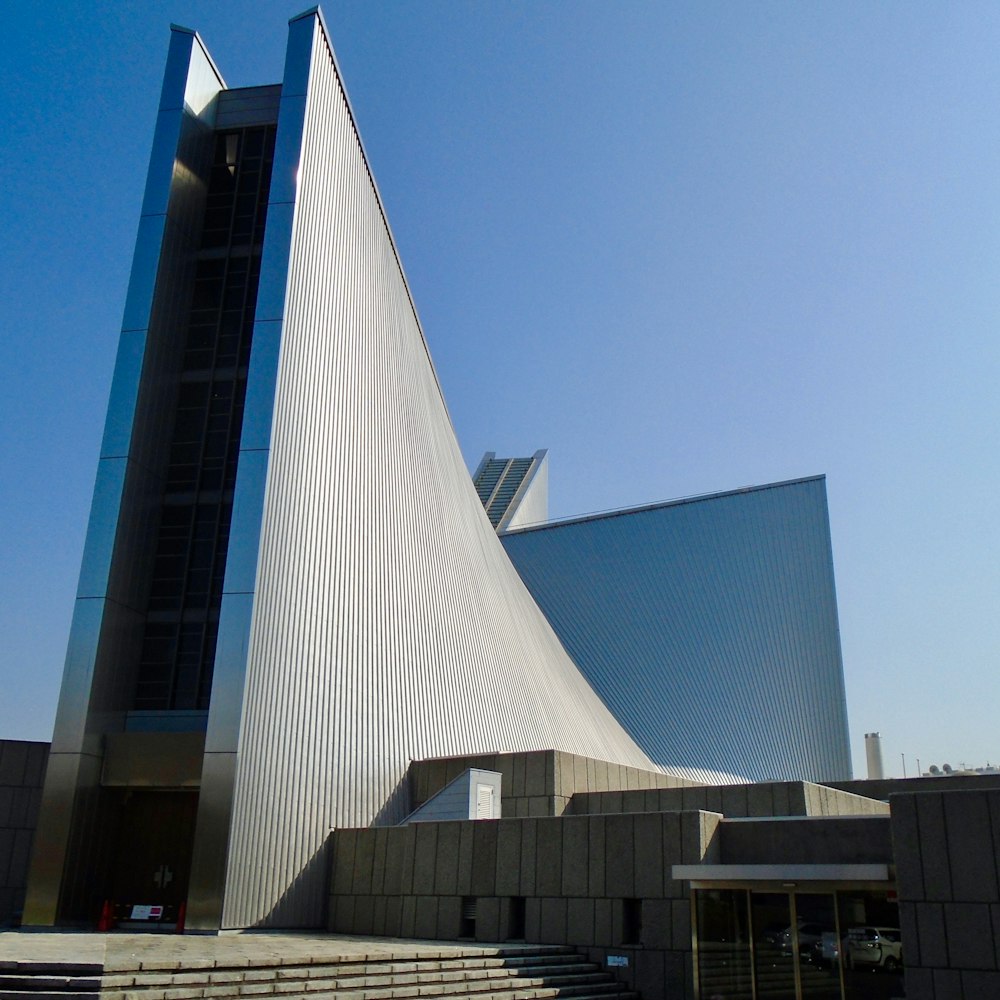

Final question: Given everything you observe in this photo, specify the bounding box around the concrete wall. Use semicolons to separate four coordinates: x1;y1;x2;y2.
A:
329;810;722;999
722;815;893;864
892;788;1000;999
829;773;1000;801
0;740;48;926
569;780;888;818
409;750;694;820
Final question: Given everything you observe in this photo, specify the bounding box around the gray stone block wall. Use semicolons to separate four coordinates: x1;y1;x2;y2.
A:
568;779;888;818
721;815;893;864
0;740;49;926
408;750;694;821
329;809;722;1000
892;788;1000;1000
830;772;1000;802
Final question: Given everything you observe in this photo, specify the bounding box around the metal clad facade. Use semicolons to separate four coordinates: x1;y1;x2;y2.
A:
22;28;225;926
219;12;652;929
472;449;550;532
501;477;853;785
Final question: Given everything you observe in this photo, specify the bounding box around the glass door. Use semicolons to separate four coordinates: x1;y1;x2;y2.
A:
695;889;753;998
694;887;902;999
750;891;798;1000
794;893;841;999
838;890;904;1000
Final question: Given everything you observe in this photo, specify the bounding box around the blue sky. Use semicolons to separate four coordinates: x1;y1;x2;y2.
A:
2;2;999;778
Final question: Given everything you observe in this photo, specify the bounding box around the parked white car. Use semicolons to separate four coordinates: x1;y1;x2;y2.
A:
846;926;903;970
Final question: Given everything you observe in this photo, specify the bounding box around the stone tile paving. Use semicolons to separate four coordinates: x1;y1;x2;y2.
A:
0;931;533;970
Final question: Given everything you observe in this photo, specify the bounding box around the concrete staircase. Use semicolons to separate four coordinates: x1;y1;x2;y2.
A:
0;960;102;1000
0;946;639;1000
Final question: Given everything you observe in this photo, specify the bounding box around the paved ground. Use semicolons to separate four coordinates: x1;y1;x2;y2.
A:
0;931;529;971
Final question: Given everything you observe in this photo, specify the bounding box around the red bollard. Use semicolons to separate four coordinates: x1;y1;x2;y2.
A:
176;901;186;934
96;899;113;932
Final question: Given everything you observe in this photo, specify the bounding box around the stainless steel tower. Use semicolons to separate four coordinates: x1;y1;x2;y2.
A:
24;9;652;932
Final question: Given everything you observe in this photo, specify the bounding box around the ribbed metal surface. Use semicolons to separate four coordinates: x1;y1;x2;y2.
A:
502;450;548;532
472;449;548;531
22;26;226;926
220;11;652;929
215;85;282;129
501;477;853;786
473;455;509;510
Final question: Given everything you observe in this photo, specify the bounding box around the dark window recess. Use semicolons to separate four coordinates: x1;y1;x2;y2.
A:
460;897;477;939
132;125;275;712
623;898;642;945
507;896;526;941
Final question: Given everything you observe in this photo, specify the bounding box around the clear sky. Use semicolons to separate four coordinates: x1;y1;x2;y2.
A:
2;2;998;779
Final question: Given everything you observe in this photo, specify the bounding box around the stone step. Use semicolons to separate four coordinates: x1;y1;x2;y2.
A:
256;954;584;976
106;951;579;978
99;965;635;1000
0;975;103;990
190;989;637;1000
93;987;635;1000
103;971;627;999
104;957;603;992
0;993;101;1000
113;976;605;996
302;971;616;994
0;964;104;977
257;961;602;987
3;944;633;1000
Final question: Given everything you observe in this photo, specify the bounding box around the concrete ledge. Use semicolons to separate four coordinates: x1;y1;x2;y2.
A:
672;863;890;882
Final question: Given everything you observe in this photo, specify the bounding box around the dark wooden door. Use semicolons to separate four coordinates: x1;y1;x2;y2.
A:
111;790;198;922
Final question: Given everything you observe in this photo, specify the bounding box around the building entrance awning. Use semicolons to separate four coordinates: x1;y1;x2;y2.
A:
673;863;890;884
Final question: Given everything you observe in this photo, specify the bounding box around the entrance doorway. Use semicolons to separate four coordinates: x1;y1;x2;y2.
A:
694;887;903;999
109;790;199;929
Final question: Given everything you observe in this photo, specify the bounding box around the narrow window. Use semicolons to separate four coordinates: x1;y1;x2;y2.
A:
460;896;477;939
623;897;642;945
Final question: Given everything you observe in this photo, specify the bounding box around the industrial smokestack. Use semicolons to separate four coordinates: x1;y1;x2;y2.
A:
865;732;885;780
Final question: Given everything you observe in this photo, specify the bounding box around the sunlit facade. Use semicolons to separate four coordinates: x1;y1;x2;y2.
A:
23;10;652;933
500;477;852;784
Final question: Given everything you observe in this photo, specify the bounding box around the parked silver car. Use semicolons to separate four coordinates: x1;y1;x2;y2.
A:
846;926;903;970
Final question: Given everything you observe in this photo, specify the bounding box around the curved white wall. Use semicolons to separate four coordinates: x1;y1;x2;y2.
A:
219;11;652;929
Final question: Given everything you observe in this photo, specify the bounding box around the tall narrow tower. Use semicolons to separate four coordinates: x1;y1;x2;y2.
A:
24;9;652;932
865;732;886;780
473;449;549;531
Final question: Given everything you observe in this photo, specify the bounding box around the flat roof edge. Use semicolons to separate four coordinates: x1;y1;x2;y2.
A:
289;6;321;24
505;474;827;536
673;863;890;882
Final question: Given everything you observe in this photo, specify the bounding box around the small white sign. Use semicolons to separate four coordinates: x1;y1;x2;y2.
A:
607;955;629;968
130;904;165;920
